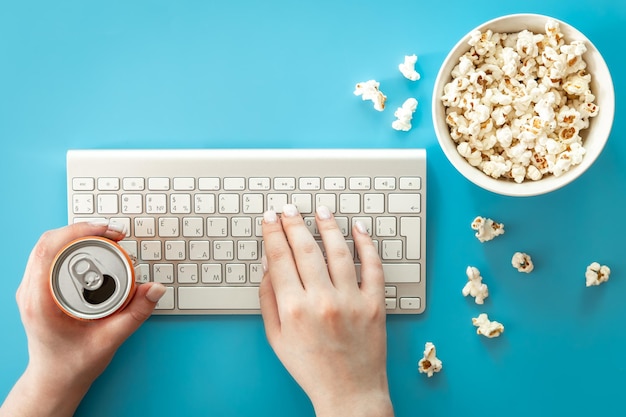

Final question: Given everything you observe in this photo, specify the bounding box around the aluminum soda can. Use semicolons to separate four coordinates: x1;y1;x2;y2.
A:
50;236;137;320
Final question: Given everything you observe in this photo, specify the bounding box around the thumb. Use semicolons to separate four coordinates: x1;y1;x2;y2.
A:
106;282;166;340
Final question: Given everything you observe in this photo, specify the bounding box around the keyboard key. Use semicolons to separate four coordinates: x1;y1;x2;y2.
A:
73;178;94;191
178;287;261;310
122;177;145;191
339;193;360;214
299;177;321;190
178;264;198;283
400;297;421;310
153;264;174;283
363;193;384;213
316;194;336;212
198;177;220;190
249;177;270;190
135;217;156;237
274;177;296;190
388;194;420;213
194;194;216;214
170;194;192;214
189;240;210;260
349;177;371;190
97;194;118;214
146;194;167;214
223;177;245;190
201;264;222;283
72;194;94;214
218;194;240;213
400;217;421;260
97;177;120;191
324;177;345;190
155;287;175;310
173;177;195;190
148;177;170;191
121;194;142;214
355;263;420;283
400;177;421;190
374;177;396;190
226;264;246;283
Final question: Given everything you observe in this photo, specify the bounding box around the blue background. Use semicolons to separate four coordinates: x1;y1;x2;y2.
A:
1;1;624;416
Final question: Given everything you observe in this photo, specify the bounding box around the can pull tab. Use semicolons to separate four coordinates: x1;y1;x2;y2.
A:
69;253;105;290
68;253;117;305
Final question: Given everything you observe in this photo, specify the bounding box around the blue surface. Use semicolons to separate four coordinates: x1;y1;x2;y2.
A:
1;1;624;416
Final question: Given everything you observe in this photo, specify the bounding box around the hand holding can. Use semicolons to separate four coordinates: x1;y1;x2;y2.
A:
0;221;165;417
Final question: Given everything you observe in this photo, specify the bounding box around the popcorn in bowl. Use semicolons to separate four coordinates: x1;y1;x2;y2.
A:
441;19;598;183
432;14;615;196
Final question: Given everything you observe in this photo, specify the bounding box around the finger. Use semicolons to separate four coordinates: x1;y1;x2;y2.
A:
261;210;304;296
315;206;358;291
352;221;385;300
104;282;165;343
279;204;332;290
259;268;281;347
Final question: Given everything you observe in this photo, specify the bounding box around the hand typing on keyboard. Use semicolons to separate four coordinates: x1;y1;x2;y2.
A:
260;204;394;417
2;212;394;417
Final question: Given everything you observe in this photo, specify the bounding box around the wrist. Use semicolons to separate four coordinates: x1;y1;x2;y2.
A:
312;389;394;417
0;364;93;417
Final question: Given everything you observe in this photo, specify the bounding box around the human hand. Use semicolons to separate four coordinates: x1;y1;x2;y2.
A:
0;221;166;417
259;204;393;417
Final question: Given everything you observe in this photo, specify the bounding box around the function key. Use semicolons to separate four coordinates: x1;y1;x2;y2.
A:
274;177;296;190
198;177;220;190
324;177;346;190
97;177;120;191
249;177;271;190
299;177;321;190
399;177;421;190
148;177;170;191
123;177;145;191
223;177;246;190
349;177;371;190
374;177;396;190
173;177;195;190
72;177;94;191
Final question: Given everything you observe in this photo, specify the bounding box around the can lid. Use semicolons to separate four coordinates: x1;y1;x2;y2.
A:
50;237;135;320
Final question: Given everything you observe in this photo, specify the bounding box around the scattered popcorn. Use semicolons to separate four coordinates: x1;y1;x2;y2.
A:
354;80;387;111
511;252;534;273
462;266;489;304
471;216;505;242
441;20;599;183
418;342;443;377
392;98;418;131
585;262;611;287
472;313;504;338
399;54;421;81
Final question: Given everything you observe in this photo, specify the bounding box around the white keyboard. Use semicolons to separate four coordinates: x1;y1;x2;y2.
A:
66;149;427;314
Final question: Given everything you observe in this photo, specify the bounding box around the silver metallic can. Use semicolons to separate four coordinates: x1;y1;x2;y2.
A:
50;237;137;320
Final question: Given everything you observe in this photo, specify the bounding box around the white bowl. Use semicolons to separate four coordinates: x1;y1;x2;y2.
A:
432;13;615;196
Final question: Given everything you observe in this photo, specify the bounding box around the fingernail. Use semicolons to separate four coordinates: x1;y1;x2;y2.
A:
264;210;278;223
261;255;268;273
355;220;368;235
146;283;166;303
282;204;299;217
316;205;331;220
107;222;127;234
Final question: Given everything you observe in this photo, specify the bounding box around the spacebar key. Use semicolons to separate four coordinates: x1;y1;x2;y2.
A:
178;287;261;310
